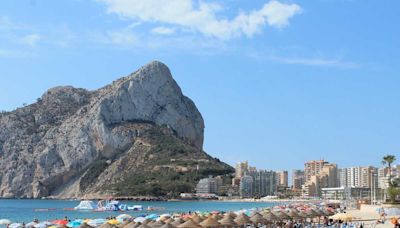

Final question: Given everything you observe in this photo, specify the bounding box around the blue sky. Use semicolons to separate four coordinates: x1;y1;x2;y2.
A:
0;0;399;171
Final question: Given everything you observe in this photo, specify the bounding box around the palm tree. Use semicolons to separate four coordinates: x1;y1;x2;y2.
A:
382;155;396;185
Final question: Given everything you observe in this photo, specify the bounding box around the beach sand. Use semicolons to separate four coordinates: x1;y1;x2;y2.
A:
347;208;392;228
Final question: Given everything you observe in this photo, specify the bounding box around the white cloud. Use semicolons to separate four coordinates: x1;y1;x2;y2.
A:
0;49;32;58
269;55;359;68
0;16;26;30
151;26;176;35
20;34;41;47
97;0;301;39
108;30;138;45
91;28;139;46
248;50;359;69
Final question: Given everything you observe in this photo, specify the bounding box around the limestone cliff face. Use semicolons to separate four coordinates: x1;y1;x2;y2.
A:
0;61;232;198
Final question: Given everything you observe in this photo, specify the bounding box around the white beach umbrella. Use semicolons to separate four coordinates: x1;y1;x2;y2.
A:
116;214;132;221
34;222;49;228
134;217;146;223
9;223;23;228
26;222;38;228
87;219;106;227
0;219;12;225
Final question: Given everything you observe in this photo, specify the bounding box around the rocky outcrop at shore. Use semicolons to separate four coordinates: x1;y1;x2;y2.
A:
0;61;233;199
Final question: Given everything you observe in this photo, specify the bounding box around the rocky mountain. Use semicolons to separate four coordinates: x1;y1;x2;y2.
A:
0;61;233;199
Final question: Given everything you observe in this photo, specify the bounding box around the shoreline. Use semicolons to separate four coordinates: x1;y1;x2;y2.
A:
0;197;319;204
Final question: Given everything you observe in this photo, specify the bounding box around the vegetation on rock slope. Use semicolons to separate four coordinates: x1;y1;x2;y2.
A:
80;123;234;198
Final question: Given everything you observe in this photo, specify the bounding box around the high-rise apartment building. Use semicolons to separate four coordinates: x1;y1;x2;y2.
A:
292;169;305;190
378;167;390;189
235;161;249;179
304;160;329;182
240;175;253;198
302;160;338;197
196;177;220;194
276;171;289;187
248;169;277;197
340;166;377;188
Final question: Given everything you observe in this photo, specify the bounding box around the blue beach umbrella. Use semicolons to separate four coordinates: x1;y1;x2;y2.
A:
67;221;82;227
145;214;158;220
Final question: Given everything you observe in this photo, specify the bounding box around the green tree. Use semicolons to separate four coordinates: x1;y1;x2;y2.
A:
382;155;396;185
387;186;400;203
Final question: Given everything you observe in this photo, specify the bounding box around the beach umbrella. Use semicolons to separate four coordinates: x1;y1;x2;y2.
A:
286;209;302;219
160;224;175;228
118;221;130;228
170;218;184;227
145;214;159;221
0;219;12;225
130;223;140;228
99;223;114;228
160;214;172;218
199;216;220;227
134;218;147;224
262;211;281;221
330;213;354;222
233;213;250;226
163;218;174;224
136;224;151;228
78;223;93;228
67;221;83;228
108;220;119;225
297;211;310;219
117;215;133;221
151;220;165;227
34;223;49;228
44;222;53;226
225;212;237;219
271;211;289;220
88;219;106;227
250;212;266;225
121;222;136;228
306;209;320;218
210;214;221;221
9;223;23;228
53;220;69;226
26;222;38;228
310;208;324;217
177;219;201;228
190;215;202;224
218;214;237;227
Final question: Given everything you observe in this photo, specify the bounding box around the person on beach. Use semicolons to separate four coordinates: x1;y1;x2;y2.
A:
380;207;386;221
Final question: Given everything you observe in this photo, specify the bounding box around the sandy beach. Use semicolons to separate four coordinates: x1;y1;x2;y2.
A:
346;206;392;228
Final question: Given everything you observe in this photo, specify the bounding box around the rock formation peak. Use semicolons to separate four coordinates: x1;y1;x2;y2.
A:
0;61;232;198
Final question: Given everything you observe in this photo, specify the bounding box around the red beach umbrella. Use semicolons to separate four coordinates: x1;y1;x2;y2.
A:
53;220;68;225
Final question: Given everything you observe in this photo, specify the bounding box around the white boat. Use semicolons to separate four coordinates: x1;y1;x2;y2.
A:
128;205;143;211
74;200;98;210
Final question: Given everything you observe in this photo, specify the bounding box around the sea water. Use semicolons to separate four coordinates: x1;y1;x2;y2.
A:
0;199;281;223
